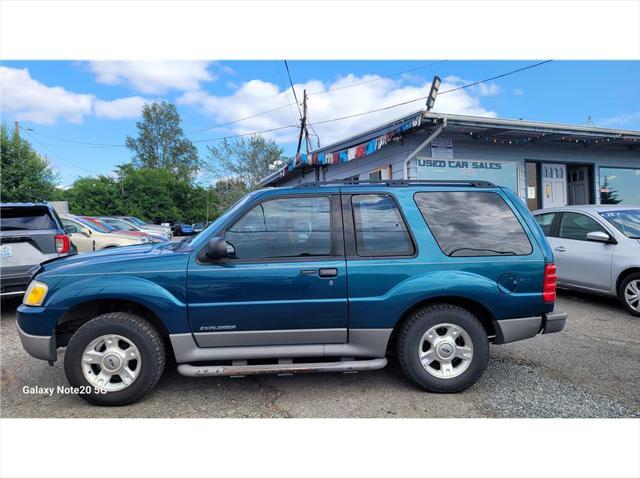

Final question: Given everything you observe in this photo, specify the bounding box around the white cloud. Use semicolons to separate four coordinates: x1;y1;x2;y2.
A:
0;67;94;124
93;96;150;119
443;75;501;96
1;66;156;124
178;73;498;145
88;61;215;94
513;88;524;96
598;112;640;127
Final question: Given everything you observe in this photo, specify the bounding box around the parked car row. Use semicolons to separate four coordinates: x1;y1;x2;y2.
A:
171;221;211;236
1;204;174;297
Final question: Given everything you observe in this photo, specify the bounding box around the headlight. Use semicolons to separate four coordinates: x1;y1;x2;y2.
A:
23;281;48;306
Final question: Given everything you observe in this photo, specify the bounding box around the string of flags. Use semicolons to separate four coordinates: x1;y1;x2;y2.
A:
282;113;423;175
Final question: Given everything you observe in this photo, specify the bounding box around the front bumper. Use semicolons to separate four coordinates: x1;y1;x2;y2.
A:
16;321;57;362
494;310;567;344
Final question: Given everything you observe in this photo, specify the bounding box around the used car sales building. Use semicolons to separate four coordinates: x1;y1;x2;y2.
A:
261;112;640;209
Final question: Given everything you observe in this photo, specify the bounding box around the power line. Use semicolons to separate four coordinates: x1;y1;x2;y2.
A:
307;60;448;96
188;60;446;136
24;130;96;176
191;123;299;144
187;103;296;136
438;60;553;96
283;60;304;120
27;128;125;147
308;60;554;128
275;60;303;125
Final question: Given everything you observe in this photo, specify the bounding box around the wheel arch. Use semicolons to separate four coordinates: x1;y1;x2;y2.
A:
55;298;170;347
386;295;497;355
616;267;640;295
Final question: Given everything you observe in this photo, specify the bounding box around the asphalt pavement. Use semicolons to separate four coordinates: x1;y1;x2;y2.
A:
2;290;639;418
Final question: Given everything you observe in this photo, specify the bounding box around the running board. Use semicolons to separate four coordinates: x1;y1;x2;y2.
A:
177;358;388;377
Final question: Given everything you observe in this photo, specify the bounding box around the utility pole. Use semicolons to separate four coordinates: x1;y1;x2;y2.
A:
296;89;311;156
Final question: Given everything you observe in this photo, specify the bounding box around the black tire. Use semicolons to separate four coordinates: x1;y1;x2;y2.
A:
64;312;165;406
618;273;640;317
397;304;489;393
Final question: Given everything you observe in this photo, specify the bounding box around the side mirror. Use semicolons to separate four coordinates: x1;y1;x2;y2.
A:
81;227;92;237
206;237;228;260
64;225;77;234
586;231;614;244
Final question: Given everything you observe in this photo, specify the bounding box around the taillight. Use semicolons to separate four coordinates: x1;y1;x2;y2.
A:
55;234;70;254
543;263;557;302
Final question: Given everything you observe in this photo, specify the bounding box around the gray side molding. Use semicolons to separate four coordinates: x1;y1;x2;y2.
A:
170;328;393;363
194;328;347;347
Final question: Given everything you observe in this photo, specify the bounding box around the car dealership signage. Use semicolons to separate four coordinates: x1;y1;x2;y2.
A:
416;156;519;190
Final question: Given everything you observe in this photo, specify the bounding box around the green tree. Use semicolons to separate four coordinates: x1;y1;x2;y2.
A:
63;175;121;215
125;101;200;181
63;164;215;224
212;177;249;217
0;123;59;202
206;135;285;188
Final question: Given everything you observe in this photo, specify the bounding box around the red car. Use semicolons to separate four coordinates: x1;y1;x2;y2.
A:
81;217;152;241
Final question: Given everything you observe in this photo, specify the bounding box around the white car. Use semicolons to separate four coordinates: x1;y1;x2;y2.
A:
533;205;640;316
60;215;150;253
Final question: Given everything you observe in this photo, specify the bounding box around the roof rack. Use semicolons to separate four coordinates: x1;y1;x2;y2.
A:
298;179;496;188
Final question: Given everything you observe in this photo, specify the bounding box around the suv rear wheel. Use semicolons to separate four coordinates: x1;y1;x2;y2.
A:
619;273;640;317
63;312;165;406
397;304;489;393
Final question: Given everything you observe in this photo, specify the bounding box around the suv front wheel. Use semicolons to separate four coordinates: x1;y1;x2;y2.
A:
64;312;166;406
397;304;489;393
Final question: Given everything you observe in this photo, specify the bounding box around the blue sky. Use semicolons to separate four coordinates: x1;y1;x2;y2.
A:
1;60;639;186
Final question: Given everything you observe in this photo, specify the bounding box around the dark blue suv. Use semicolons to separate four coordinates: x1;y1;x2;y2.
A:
16;180;566;406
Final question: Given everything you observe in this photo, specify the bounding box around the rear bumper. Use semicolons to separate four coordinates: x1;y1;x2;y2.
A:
16;321;57;362
494;310;567;344
0;269;32;296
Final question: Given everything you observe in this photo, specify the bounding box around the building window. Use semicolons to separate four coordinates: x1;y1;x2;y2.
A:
414;191;532;257
599;167;640;205
369;170;382;181
351;194;414;257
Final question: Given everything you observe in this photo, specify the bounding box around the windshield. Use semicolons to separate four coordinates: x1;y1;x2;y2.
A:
599;210;640;238
83;217;117;232
187;191;259;248
74;217;111;233
127;217;146;226
104;218;137;231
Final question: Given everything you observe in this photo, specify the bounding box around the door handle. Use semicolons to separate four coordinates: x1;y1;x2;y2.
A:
318;268;338;278
553;247;566;252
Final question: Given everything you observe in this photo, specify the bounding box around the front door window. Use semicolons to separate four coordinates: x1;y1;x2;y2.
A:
225;196;332;259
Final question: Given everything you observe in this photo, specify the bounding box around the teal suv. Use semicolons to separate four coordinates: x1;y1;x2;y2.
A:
17;180;566;406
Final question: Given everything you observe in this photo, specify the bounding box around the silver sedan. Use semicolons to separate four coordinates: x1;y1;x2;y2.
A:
533;205;640;316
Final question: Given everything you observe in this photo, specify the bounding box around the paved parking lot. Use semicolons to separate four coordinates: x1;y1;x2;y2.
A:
1;291;639;418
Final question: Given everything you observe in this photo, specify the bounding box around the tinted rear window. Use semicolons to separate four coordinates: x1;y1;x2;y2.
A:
1;206;57;231
414;191;533;257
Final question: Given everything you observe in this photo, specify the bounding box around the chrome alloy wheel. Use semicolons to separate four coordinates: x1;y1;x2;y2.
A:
81;334;141;392
418;323;474;379
624;280;640;312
